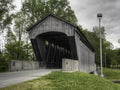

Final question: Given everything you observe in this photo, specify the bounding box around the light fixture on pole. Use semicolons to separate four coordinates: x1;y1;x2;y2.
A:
97;13;104;77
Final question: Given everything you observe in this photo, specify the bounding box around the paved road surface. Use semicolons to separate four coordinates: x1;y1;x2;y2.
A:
0;69;60;88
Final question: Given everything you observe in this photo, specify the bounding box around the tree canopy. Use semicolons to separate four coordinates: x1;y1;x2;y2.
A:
0;0;14;28
81;26;119;67
20;0;77;28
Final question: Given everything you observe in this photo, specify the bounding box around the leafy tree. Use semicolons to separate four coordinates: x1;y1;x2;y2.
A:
118;39;120;44
0;1;15;72
14;12;28;42
6;29;16;43
81;26;114;67
0;0;15;56
93;26;106;38
116;49;120;64
5;41;34;60
0;0;14;29
18;0;77;29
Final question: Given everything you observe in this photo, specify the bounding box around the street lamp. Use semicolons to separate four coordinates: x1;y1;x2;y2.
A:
97;13;104;77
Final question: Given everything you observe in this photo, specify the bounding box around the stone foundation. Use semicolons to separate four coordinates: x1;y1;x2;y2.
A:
9;60;40;71
62;58;78;71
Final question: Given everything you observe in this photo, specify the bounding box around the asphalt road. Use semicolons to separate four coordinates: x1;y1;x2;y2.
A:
0;69;60;88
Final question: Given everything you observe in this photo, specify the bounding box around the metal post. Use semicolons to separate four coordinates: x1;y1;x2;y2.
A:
105;53;106;67
97;13;104;77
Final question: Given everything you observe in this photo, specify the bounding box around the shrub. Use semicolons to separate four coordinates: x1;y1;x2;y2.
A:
0;54;8;72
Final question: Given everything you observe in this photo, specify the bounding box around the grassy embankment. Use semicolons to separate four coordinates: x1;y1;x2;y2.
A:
103;68;120;80
0;68;120;90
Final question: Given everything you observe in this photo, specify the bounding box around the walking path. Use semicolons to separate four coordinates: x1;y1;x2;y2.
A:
0;69;60;88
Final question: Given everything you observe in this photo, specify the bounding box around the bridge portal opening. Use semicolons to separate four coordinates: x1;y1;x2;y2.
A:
32;32;77;68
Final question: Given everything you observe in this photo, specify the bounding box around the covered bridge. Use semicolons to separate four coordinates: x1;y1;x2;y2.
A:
27;14;96;73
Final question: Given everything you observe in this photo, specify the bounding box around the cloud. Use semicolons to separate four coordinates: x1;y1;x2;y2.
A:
3;0;119;49
69;0;120;49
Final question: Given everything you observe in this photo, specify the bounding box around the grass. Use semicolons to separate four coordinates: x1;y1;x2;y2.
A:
0;71;120;90
103;68;120;80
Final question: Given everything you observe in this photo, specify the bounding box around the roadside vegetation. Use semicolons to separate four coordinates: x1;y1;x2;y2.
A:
103;68;120;80
0;71;120;90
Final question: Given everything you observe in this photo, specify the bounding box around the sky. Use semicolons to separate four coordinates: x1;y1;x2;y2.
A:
13;0;120;49
69;0;120;49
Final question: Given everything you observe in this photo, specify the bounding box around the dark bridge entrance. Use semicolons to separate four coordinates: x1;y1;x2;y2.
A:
31;32;77;68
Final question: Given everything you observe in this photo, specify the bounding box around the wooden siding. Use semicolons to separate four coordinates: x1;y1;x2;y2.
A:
29;16;75;39
75;32;96;73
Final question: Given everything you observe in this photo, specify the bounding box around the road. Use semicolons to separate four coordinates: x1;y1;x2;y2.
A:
0;69;60;88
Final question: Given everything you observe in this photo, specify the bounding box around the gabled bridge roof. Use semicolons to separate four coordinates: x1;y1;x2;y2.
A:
27;14;95;52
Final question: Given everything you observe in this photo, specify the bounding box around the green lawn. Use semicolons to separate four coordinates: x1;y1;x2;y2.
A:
0;71;120;90
103;68;120;80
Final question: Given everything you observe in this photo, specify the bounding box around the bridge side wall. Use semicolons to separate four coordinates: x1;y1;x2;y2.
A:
75;32;96;73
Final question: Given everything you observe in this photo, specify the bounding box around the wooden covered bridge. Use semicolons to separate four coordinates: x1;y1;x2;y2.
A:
27;14;96;73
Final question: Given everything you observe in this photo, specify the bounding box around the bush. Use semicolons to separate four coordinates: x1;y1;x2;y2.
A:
0;54;8;72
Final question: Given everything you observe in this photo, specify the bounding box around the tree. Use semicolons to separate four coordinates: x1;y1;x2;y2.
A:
118;39;120;44
14;12;28;42
6;29;16;43
0;0;14;29
116;49;120;64
5;41;34;60
81;27;114;67
0;53;8;72
93;26;106;38
0;0;15;70
18;0;77;30
0;0;15;55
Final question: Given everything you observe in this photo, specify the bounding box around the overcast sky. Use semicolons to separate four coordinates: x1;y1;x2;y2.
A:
69;0;120;49
13;0;120;49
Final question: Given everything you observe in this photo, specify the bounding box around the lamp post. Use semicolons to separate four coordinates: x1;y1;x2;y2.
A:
105;53;107;67
97;13;104;77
